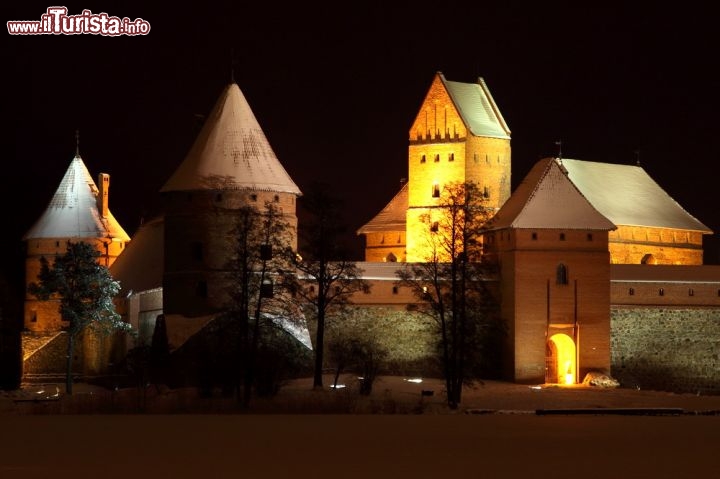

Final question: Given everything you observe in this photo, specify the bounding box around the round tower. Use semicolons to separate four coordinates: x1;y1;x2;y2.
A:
160;82;302;317
22;154;131;332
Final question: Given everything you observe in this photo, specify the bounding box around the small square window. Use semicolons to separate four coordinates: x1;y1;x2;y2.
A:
587;233;593;241
420;155;426;163
392;286;398;294
531;232;538;240
434;154;440;162
430;221;439;232
559;233;566;241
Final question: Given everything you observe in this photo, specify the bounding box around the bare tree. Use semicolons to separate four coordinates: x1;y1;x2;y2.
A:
396;182;502;409
28;241;133;394
294;181;369;389
225;202;306;407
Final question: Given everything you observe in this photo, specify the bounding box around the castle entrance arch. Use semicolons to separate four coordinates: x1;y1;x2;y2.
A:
545;333;576;385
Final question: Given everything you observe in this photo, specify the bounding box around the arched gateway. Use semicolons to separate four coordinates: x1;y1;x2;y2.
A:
546;333;576;385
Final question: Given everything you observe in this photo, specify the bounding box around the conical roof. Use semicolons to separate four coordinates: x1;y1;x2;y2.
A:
23;155;130;241
160;83;301;195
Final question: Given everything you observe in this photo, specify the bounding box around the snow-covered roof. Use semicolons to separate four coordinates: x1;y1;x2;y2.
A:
561;159;712;233
160;83;301;195
109;216;163;295
441;74;511;139
23;155;130;241
357;183;408;234
490;157;616;231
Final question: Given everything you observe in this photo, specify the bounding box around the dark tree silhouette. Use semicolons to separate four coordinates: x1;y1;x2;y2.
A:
28;241;133;394
397;182;503;409
225;202;305;407
294;181;369;389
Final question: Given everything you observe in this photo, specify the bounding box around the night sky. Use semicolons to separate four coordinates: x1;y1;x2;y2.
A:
4;2;720;288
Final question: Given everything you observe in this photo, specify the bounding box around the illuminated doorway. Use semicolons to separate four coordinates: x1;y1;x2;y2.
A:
545;333;576;385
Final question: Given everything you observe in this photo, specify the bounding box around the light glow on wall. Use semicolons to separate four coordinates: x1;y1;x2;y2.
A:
549;333;576;385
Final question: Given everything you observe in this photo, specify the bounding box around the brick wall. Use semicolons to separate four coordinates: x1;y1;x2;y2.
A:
611;306;720;394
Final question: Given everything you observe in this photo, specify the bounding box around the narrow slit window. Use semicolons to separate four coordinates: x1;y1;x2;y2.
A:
556;264;568;285
432;183;440;198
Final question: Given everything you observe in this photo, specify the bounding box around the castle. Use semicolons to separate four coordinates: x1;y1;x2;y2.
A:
21;72;720;393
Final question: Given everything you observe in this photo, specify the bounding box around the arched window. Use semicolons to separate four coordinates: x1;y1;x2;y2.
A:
556;264;568;285
641;254;657;265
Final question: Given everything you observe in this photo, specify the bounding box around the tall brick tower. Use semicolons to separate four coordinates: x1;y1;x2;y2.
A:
359;72;511;262
488;158;616;384
160;82;302;317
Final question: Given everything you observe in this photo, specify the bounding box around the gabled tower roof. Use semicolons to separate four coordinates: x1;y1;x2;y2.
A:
161;83;301;195
490;157;616;231
440;73;511;139
23;155;130;241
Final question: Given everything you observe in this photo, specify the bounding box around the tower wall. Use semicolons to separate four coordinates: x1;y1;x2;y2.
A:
464;135;511;208
23;237;128;332
162;189;298;317
494;228;611;383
